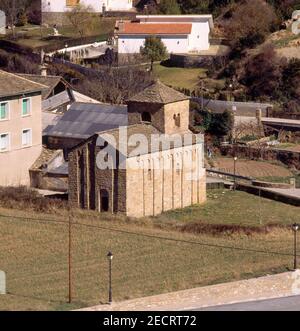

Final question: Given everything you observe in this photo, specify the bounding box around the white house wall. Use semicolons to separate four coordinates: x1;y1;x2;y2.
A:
188;21;210;52
135;16;212;52
42;0;133;13
118;35;189;54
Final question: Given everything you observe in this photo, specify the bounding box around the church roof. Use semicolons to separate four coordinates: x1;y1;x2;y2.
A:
127;80;189;105
96;123;199;158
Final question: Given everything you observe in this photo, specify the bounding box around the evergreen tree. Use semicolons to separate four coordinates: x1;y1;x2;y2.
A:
140;36;168;71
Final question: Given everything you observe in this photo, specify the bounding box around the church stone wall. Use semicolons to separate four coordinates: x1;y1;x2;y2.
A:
126;143;206;218
164;100;190;134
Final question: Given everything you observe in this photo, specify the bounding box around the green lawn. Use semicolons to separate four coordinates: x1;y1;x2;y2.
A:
153;63;207;90
154;189;299;227
2;19;116;51
0;189;298;310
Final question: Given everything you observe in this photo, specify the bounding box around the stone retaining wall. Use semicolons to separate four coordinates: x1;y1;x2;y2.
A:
237;183;300;207
170;53;216;68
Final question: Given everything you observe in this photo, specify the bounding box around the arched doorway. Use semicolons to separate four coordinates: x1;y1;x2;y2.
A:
100;189;109;212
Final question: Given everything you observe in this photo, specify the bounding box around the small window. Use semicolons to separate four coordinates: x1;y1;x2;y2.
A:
141;112;151;123
173;113;181;127
0;102;8;120
22;129;32;147
22;98;31;116
0;133;9;152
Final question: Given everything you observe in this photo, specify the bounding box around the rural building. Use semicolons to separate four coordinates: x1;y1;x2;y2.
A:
0;71;46;186
42;0;134;24
0;10;5;35
115;15;214;55
68;81;206;218
44;102;127;151
17;73;74;113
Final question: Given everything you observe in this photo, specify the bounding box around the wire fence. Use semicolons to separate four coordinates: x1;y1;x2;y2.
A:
0;212;298;310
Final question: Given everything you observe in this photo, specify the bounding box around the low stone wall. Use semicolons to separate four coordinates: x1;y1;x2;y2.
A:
251;180;295;189
237;183;300;207
220;145;300;171
170;53;218;68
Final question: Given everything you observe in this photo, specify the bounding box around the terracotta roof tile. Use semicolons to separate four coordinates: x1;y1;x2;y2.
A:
119;22;192;35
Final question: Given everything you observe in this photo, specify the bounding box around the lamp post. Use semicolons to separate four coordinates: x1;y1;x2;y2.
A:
292;224;299;271
107;251;113;304
233;156;238;190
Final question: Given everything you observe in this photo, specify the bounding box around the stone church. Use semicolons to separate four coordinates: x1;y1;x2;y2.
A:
68;81;206;218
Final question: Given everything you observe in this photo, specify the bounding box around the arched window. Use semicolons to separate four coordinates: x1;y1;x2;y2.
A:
141;112;151;123
173;113;181;127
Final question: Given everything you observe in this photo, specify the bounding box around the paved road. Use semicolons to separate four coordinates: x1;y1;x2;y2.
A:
195;295;300;311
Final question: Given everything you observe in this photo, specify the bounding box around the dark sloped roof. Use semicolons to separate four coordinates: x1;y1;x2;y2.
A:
127;80;189;104
46;102;128;139
17;74;69;99
0;70;47;98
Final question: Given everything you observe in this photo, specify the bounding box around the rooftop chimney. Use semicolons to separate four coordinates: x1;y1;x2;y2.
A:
40;64;48;77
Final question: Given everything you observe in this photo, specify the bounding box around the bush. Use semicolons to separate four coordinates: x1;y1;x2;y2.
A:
0;186;68;212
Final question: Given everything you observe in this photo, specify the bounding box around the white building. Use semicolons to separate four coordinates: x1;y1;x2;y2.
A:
0;10;6;35
42;0;133;15
116;15;214;55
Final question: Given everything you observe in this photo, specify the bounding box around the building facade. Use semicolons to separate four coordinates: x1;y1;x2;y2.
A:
69;81;206;218
42;0;134;24
116;15;214;54
0;10;5;35
0;71;46;186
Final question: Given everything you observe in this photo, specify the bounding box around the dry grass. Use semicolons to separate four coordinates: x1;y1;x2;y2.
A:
213;157;293;178
0;187;299;310
0;186;68;213
0;208;295;311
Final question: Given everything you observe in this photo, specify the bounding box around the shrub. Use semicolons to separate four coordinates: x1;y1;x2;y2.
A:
0;186;68;212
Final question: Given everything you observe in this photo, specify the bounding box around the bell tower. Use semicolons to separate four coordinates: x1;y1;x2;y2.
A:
126;80;190;134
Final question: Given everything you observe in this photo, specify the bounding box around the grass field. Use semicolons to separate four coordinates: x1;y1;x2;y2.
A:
156;189;299;227
1;19;116;50
153;64;206;90
0;189;298;311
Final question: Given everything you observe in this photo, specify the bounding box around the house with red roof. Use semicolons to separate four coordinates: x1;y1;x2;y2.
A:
115;15;214;55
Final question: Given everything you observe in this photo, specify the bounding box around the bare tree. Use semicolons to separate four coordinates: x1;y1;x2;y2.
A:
0;0;28;37
65;4;96;40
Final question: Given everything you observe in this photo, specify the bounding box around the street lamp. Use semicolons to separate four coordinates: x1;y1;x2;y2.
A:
107;251;113;304
292;224;299;271
233;156;238;190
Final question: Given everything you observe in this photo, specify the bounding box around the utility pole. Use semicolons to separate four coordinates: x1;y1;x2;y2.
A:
68;215;73;304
